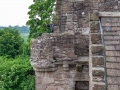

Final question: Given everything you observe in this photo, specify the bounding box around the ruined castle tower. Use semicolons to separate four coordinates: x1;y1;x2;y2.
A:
31;0;120;90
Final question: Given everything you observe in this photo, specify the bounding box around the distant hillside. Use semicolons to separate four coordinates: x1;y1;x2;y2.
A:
0;25;30;33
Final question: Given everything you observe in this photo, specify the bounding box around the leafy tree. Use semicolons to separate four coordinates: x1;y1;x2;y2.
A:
0;26;30;33
26;0;56;39
0;28;24;58
0;56;35;90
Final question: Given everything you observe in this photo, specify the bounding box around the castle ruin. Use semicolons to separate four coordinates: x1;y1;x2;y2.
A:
31;0;120;90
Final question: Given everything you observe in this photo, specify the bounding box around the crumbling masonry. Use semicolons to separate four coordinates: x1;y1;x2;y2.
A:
31;0;120;90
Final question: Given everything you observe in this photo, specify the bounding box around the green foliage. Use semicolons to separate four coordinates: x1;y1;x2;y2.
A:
0;28;24;58
20;33;29;43
26;0;56;39
0;56;35;90
0;25;30;33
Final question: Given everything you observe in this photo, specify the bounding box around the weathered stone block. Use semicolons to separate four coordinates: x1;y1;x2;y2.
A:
56;5;61;11
105;46;115;50
54;26;59;33
93;84;106;90
92;56;104;67
90;12;99;21
47;86;58;90
107;69;117;76
108;85;119;90
107;77;118;85
82;28;90;35
92;67;105;76
54;20;60;26
105;51;115;56
56;1;61;5
91;44;103;55
36;84;47;90
42;78;54;84
99;12;120;17
99;0;105;3
90;21;100;31
91;33;101;44
106;57;116;62
55;15;61;20
93;76;104;82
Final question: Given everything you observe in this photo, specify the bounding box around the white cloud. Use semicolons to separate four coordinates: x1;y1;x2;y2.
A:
0;0;33;26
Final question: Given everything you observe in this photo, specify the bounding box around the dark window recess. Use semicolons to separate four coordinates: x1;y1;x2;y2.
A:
75;81;89;90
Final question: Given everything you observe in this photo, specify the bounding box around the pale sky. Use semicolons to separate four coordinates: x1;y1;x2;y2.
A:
0;0;33;26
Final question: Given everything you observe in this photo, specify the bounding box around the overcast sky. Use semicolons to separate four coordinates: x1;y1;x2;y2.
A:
0;0;33;26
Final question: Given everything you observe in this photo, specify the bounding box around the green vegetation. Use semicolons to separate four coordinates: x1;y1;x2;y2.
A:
0;0;57;89
0;28;24;58
0;28;34;89
0;56;35;90
26;0;56;39
20;33;29;43
0;25;29;33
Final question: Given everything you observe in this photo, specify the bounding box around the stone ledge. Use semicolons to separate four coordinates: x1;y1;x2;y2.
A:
91;33;102;44
91;44;103;54
92;83;106;90
75;56;89;65
33;67;58;72
99;12;120;17
93;76;104;82
90;21;100;30
90;12;99;21
92;67;105;76
92;56;104;67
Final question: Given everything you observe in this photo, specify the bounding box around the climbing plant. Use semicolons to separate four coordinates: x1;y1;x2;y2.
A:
26;0;56;39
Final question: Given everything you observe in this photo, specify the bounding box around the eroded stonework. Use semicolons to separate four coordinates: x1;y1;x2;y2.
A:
31;0;120;90
31;33;89;90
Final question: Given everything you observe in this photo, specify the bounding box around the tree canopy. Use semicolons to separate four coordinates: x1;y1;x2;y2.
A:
0;56;35;90
0;28;24;58
0;26;29;33
26;0;56;39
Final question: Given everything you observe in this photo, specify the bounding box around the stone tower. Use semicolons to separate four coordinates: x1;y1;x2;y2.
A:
31;0;120;90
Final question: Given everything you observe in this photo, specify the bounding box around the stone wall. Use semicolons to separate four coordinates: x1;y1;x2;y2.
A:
31;33;89;90
31;0;120;90
102;17;120;90
99;0;120;12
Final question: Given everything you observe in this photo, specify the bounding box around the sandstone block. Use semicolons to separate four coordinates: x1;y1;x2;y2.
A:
90;21;100;31
54;20;60;26
91;33;101;44
107;69;117;76
42;78;54;84
54;26;59;33
92;67;105;76
47;86;58;90
108;85;119;90
93;84;106;90
106;57;116;62
91;44;103;55
55;15;61;20
36;84;47;90
93;76;104;82
92;56;104;67
56;5;61;11
99;0;105;3
105;46;115;50
90;12;99;21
